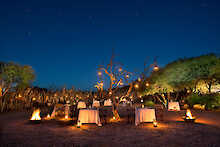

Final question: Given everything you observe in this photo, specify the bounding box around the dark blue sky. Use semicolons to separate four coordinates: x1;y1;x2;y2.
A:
1;0;220;90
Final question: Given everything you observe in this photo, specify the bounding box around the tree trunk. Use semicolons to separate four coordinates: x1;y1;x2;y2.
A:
208;82;212;93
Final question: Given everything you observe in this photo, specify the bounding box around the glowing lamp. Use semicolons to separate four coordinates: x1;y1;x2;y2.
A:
118;67;123;72
138;77;141;82
98;71;102;76
153;119;158;127
134;84;139;89
153;65;159;71
146;82;150;87
77;120;81;128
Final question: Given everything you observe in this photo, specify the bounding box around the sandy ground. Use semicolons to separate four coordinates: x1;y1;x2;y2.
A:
0;108;220;147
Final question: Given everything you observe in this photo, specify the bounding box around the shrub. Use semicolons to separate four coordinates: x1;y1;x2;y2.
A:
144;100;155;107
187;93;220;110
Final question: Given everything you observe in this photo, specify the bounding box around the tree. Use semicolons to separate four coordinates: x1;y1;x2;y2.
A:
144;53;220;107
0;62;35;112
97;51;133;120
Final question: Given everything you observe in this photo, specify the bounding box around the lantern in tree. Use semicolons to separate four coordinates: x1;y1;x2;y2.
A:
153;65;159;71
118;67;123;72
134;84;139;89
98;71;102;76
146;82;150;87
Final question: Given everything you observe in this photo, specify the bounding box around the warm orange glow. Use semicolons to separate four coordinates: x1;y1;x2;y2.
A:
98;71;102;76
65;115;68;119
47;114;50;118
109;91;112;95
30;109;41;120
118;67;123;72
134;84;139;89
186;109;194;119
146;82;150;87
153;65;159;71
126;74;129;78
77;120;81;127
153;119;158;127
138;77;141;82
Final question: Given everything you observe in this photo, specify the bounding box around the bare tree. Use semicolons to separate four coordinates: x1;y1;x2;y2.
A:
97;51;135;120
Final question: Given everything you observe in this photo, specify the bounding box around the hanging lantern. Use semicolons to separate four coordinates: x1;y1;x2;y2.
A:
134;84;139;89
98;71;102;76
118;67;123;72
153;65;159;71
146;82;150;87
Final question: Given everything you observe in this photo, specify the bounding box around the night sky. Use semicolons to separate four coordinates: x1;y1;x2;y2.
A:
1;0;220;90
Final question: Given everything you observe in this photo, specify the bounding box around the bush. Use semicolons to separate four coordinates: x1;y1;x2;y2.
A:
144;100;155;107
187;93;220;110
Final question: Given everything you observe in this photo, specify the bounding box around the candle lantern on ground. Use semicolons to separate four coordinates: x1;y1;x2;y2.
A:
77;120;81;128
153;119;158;127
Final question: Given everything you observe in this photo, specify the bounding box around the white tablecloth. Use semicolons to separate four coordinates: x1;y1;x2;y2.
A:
168;102;180;111
104;99;112;106
135;108;156;126
78;109;101;126
92;100;100;107
77;101;86;109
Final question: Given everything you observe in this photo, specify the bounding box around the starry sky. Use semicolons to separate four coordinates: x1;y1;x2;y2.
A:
0;0;220;90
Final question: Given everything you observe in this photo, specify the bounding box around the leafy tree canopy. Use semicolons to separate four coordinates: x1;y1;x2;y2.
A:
144;53;220;95
0;62;35;92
